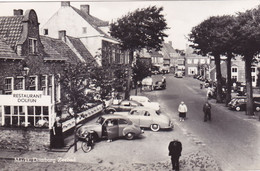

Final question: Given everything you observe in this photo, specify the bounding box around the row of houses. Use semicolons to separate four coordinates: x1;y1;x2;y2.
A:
0;2;133;150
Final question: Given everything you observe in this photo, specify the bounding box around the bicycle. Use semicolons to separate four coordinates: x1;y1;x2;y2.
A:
79;130;95;153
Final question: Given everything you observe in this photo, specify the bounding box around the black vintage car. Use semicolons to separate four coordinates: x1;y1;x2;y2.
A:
228;96;260;111
105;100;143;114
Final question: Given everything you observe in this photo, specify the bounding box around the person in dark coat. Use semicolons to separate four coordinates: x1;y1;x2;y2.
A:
51;116;64;148
203;101;211;122
168;139;182;171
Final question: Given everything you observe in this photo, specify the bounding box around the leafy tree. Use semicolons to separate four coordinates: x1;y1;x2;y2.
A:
110;6;168;99
132;57;151;94
189;15;236;103
232;6;260;115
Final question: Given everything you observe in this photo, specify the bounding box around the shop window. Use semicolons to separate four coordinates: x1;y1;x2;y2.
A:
29;38;38;54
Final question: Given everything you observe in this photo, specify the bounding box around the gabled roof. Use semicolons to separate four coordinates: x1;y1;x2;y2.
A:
149;49;163;58
40;36;78;62
0;16;24;49
0;37;21;58
67;36;95;63
72;6;109;35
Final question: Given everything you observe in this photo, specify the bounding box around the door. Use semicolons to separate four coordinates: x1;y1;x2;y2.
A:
105;119;119;139
139;110;152;127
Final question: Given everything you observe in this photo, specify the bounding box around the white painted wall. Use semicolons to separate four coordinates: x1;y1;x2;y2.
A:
41;6;101;38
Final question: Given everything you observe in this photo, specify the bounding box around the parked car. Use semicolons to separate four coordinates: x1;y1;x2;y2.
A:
228;96;260;111
105;100;143;114
76;114;144;141
153;80;166;90
175;71;183;78
129;95;160;111
115;107;173;132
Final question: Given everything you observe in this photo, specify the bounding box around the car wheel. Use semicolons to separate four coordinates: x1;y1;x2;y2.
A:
256;107;260;111
125;132;135;140
235;106;241;111
150;124;160;132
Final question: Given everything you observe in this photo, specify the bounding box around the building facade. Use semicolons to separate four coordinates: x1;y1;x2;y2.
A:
41;1;129;67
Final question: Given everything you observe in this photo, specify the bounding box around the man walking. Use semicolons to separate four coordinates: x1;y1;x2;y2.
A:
203;101;211;122
168;139;182;171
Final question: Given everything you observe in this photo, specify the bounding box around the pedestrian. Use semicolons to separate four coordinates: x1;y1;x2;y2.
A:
168;139;182;171
51;116;64;148
178;101;188;121
206;87;212;99
203;101;211;122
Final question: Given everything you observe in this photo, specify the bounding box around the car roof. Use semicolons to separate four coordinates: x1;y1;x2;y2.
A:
121;100;142;104
130;106;155;111
101;114;129;120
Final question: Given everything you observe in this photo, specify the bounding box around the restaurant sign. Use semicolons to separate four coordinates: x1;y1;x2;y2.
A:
0;90;51;106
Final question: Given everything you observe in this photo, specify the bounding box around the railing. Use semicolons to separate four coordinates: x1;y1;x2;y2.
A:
62;104;103;132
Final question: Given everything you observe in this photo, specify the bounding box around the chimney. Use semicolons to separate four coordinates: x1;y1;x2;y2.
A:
80;5;90;15
13;9;23;16
61;1;70;7
59;30;66;42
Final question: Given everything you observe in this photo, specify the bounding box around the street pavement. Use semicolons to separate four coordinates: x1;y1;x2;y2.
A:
0;74;259;171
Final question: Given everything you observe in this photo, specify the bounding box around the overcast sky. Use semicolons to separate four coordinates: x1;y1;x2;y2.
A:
0;0;259;50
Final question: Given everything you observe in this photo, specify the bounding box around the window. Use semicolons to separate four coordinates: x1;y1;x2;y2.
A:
252;76;256;82
41;75;48;95
232;76;237;82
200;59;205;64
251;68;256;73
4;77;13;94
194;59;199;64
187;59;192;64
29;76;37;90
16;77;24;90
232;68;238;73
29;38;38;54
118;119;128;125
44;29;48;35
82;27;87;34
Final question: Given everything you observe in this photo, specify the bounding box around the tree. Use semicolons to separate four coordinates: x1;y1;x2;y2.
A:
110;6;168;99
232;6;260;115
132;57;151;94
189;15;236;103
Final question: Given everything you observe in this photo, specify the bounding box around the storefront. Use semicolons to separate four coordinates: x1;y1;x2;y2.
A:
0;90;54;129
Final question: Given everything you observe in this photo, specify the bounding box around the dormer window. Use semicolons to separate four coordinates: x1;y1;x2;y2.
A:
29;38;38;54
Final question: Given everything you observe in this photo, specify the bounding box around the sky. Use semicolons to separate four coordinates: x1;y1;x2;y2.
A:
0;0;260;50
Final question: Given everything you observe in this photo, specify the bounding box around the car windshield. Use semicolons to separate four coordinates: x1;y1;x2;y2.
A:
155;110;161;115
96;116;105;124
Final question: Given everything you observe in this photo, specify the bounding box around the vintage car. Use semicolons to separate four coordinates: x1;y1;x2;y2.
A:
129;95;160;111
153;80;166;90
76;114;144;141
105;100;143;114
115;107;173;132
228;96;260;111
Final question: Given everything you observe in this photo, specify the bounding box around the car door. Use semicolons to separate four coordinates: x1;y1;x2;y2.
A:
129;110;140;125
105;119;119;139
139;110;152;127
118;119;128;137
